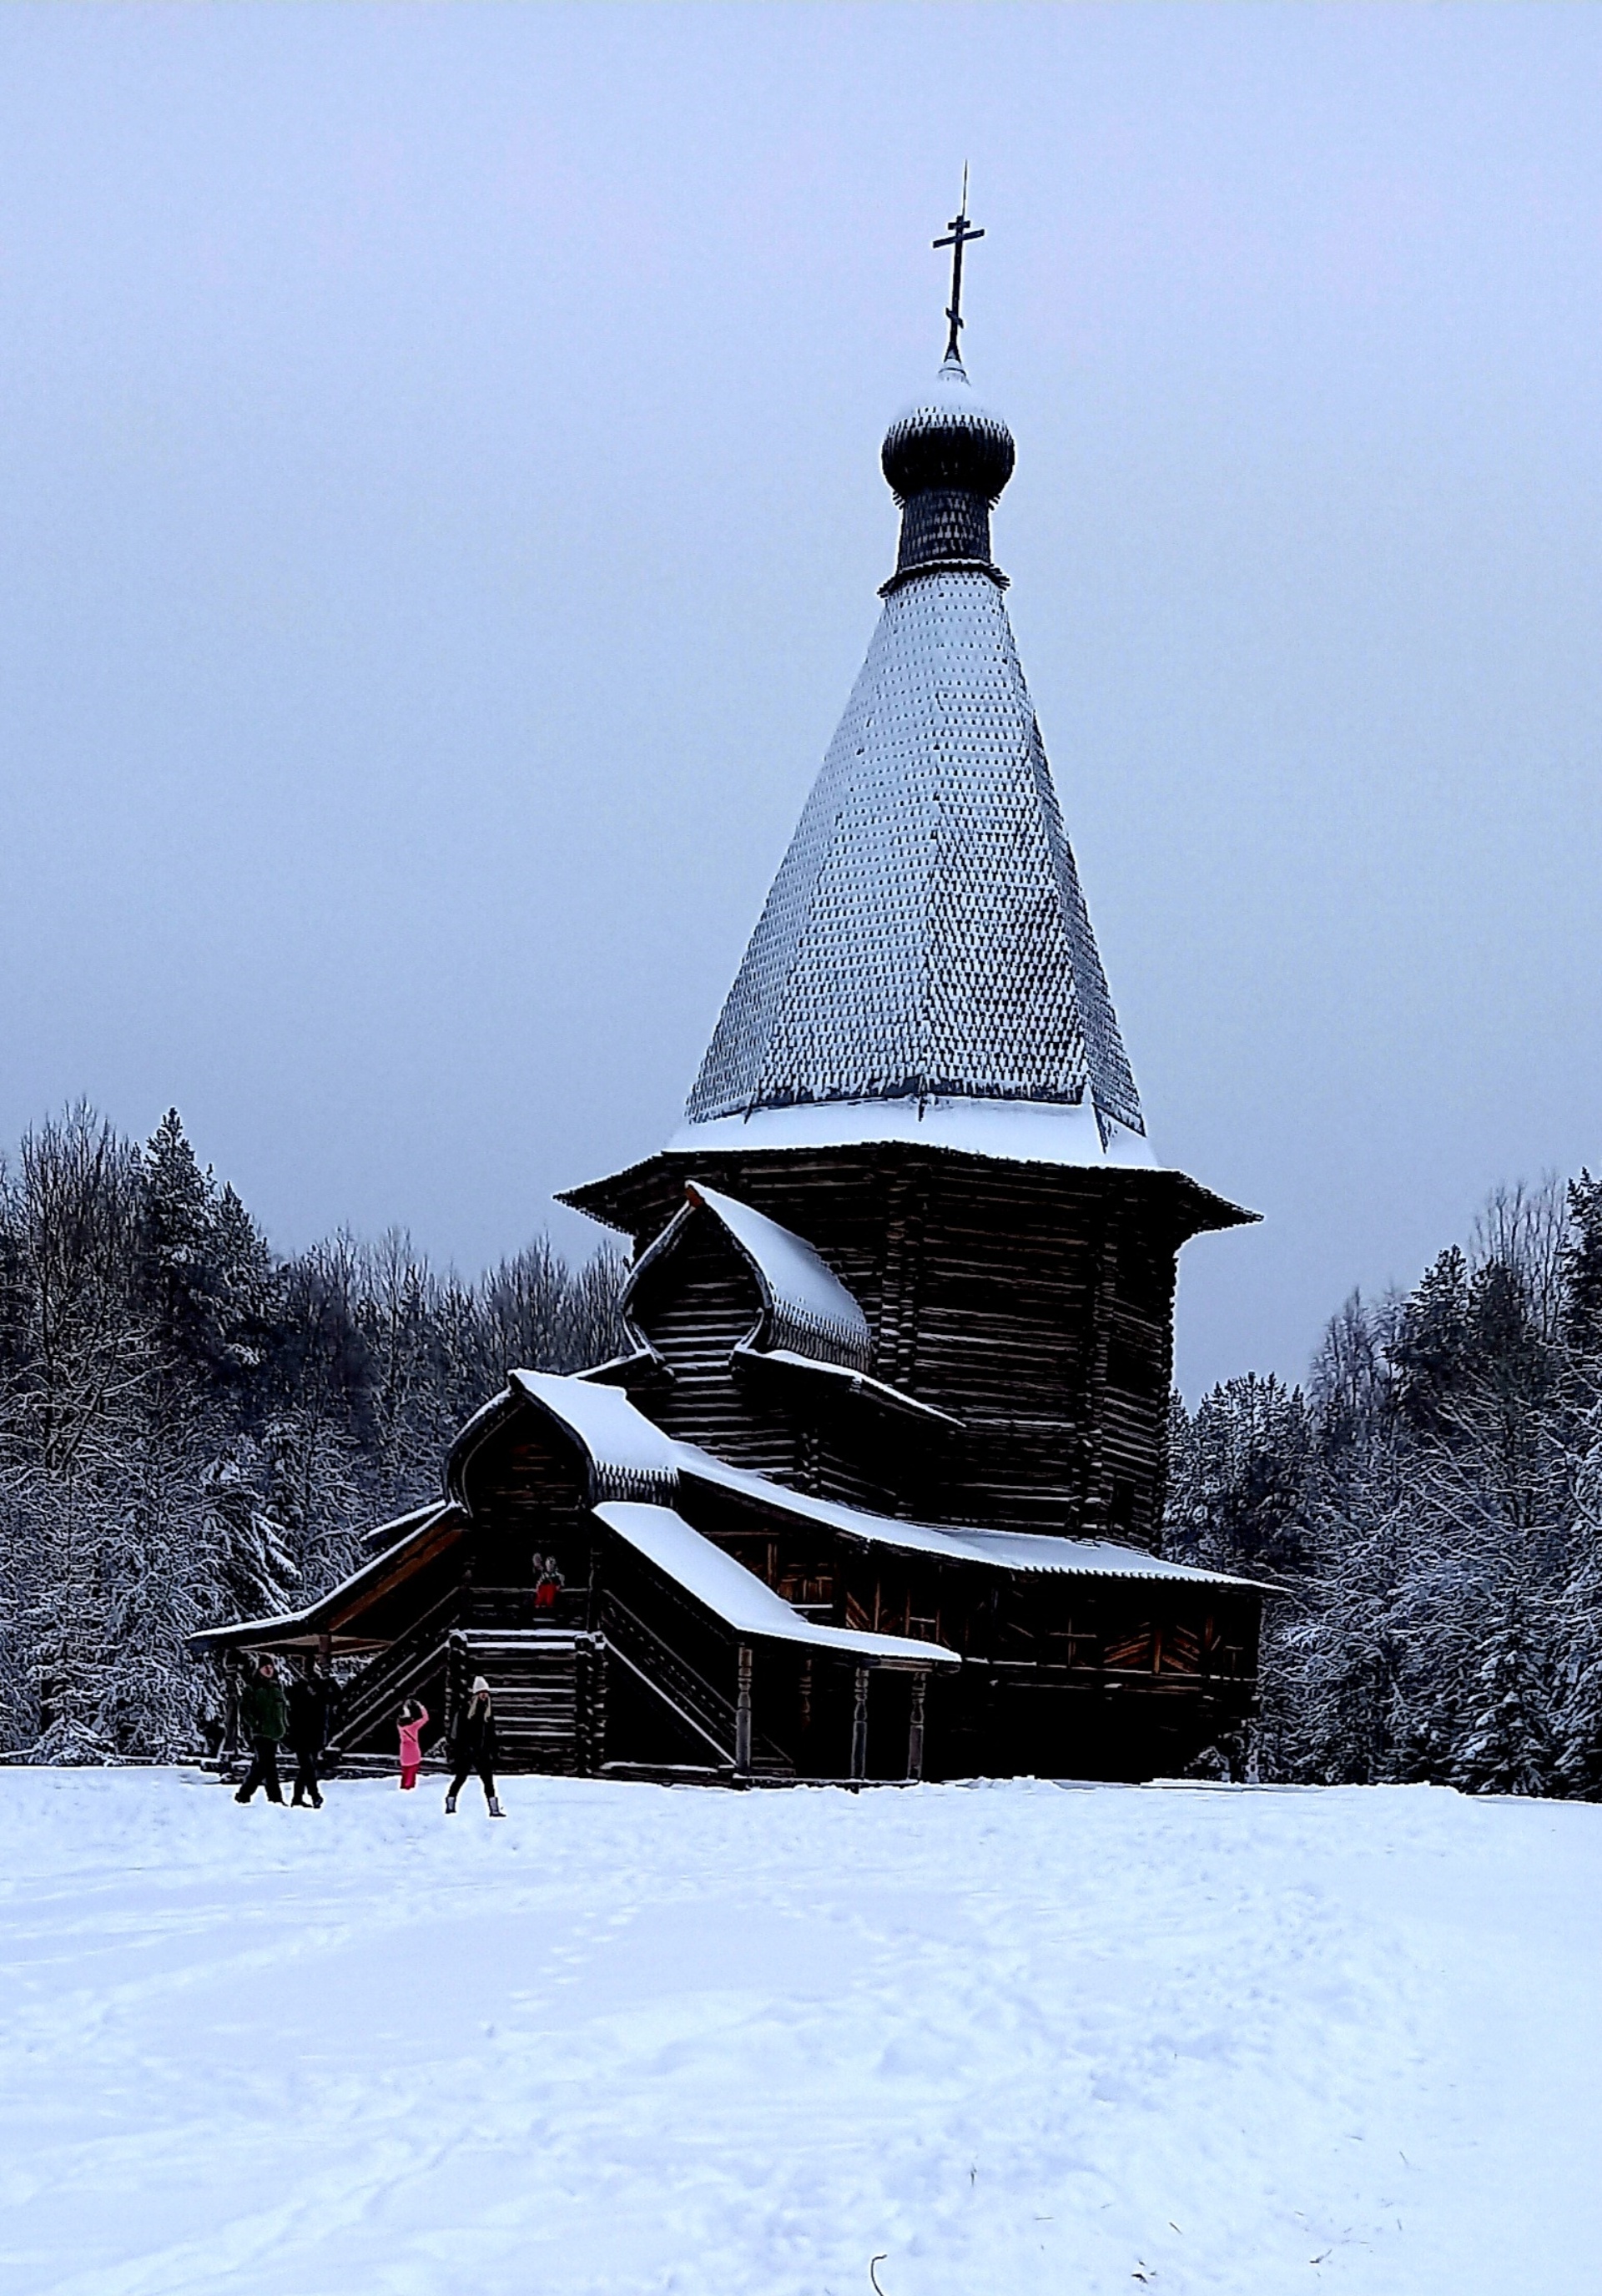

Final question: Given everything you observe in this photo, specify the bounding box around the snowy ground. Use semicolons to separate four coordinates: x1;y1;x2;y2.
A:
1;1771;1597;2296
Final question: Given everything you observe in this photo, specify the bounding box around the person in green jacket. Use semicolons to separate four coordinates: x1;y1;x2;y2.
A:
234;1655;289;1805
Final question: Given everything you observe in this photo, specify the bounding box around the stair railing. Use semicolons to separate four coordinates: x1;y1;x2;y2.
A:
328;1585;461;1757
599;1591;793;1775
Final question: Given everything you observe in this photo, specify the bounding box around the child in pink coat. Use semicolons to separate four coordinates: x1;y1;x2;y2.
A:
397;1699;428;1790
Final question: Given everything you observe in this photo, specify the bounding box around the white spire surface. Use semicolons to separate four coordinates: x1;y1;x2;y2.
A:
683;560;1146;1161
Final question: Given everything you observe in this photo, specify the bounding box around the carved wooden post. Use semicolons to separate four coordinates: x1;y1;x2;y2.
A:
735;1644;753;1775
589;1632;608;1775
850;1664;870;1782
574;1638;591;1777
906;1671;927;1783
223;1654;241;1759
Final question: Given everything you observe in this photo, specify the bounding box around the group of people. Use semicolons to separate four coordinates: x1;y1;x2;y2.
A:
233;1654;503;1816
395;1682;502;1815
234;1654;334;1808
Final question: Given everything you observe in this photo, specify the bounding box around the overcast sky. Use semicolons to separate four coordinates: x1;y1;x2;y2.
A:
3;3;1600;1395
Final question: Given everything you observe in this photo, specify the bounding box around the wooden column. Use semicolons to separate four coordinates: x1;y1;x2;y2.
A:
850;1664;870;1782
735;1644;753;1775
576;1634;605;1778
906;1672;927;1783
1079;1192;1118;1534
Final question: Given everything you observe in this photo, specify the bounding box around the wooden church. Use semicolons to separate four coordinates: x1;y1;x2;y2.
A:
196;210;1264;1786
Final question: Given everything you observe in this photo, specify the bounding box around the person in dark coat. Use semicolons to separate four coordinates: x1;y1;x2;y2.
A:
287;1659;334;1808
445;1677;503;1817
234;1655;288;1805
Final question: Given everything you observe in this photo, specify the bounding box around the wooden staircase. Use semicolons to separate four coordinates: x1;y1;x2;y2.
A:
600;1592;794;1780
446;1629;605;1776
324;1586;797;1784
326;1589;459;1765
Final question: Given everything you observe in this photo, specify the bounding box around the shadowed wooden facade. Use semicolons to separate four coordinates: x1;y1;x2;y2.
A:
195;1338;1260;1785
567;1145;1247;1548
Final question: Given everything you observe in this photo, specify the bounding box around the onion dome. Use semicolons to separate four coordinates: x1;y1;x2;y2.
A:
882;357;1015;502
880;358;1015;587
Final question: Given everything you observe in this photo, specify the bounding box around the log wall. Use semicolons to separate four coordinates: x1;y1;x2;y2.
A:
627;1218;798;1480
578;1144;1211;1543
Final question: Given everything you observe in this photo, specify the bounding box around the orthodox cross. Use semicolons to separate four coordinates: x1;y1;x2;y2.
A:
933;169;984;364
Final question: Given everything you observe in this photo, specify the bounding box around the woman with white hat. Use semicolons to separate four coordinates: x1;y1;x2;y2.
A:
446;1676;502;1817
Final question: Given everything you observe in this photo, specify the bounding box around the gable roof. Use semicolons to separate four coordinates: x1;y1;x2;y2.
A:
450;1369;678;1508
673;1450;1265;1591
688;1181;871;1362
195;1368;1266;1659
189;1501;467;1654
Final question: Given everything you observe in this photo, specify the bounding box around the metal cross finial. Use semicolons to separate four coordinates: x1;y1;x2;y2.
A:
933;166;984;364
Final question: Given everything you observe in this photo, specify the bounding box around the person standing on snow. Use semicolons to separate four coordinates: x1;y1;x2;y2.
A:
396;1697;429;1790
234;1655;289;1805
446;1676;504;1817
287;1659;334;1808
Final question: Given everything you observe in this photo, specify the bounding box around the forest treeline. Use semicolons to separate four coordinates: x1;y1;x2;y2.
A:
0;1105;624;1761
5;1100;1601;1795
1165;1173;1602;1798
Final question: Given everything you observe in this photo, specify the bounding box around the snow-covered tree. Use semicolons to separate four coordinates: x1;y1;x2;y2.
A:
0;1098;626;1762
1165;1373;1313;1578
1454;1592;1554;1797
1166;1181;1602;1800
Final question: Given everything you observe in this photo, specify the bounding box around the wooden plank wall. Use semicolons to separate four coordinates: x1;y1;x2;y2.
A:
606;1146;1191;1545
627;1221;798;1479
459;1422;596;1629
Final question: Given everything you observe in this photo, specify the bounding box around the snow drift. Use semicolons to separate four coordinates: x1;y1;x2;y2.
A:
1;1770;1597;2294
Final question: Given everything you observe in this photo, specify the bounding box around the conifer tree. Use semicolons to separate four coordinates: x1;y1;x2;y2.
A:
1455;1591;1554;1796
0;1099;631;1760
1556;1404;1602;1795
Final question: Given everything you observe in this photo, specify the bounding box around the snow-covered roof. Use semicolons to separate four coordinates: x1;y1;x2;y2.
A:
198;1360;1262;1660
360;1497;460;1553
508;1367;678;1502
511;1367;675;1470
620;1181;876;1374
189;1503;466;1653
668;1093;1155;1169
673;1448;1263;1591
592;1502;957;1669
684;1182;872;1367
733;1343;960;1426
683;563;1145;1155
492;1372;1261;1595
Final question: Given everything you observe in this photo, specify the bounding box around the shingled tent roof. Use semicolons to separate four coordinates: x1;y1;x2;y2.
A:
682;355;1146;1162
